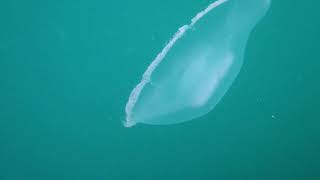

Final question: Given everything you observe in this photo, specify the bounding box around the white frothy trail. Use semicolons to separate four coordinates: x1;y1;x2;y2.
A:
124;0;228;127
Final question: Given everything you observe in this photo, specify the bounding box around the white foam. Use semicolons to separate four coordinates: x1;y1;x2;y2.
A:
124;0;229;127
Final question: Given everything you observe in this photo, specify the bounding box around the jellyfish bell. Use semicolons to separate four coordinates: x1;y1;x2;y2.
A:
124;0;271;127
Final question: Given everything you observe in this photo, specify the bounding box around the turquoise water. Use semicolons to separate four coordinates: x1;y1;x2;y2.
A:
0;0;319;179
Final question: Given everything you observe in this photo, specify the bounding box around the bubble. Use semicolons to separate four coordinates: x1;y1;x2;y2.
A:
125;0;271;127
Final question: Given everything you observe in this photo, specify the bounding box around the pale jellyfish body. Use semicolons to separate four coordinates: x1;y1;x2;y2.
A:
125;0;271;127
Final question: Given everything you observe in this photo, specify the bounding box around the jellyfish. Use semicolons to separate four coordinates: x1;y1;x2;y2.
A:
124;0;271;127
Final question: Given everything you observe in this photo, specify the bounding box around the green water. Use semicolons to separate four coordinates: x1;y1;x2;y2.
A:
0;0;319;179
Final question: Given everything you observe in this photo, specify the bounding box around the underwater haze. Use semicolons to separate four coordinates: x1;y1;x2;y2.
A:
0;0;320;179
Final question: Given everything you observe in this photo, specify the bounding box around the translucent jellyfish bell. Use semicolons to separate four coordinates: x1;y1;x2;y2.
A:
125;0;271;127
